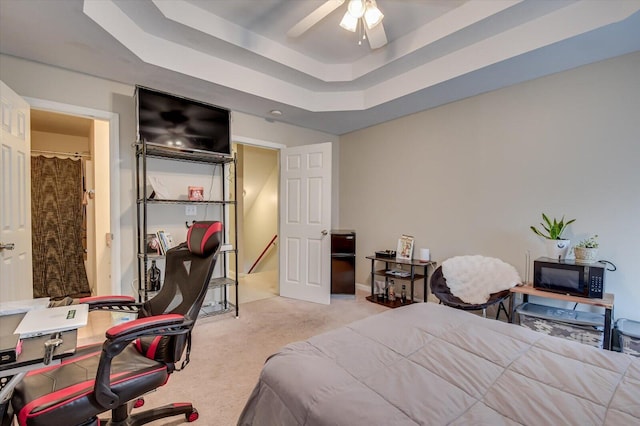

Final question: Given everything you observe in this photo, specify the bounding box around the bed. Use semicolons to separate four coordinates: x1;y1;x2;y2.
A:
238;303;639;425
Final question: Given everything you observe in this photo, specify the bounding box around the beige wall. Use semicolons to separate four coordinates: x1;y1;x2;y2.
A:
31;131;89;153
1;54;339;296
242;146;279;273
339;52;640;321
92;120;111;297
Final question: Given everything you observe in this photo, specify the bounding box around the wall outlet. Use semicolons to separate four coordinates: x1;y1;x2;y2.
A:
185;205;197;216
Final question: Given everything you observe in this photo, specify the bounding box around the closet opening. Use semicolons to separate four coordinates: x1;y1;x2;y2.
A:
30;109;111;299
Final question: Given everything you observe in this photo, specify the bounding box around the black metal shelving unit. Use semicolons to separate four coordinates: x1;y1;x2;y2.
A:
135;141;239;317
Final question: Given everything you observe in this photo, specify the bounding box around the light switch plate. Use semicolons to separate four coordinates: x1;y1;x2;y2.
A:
185;205;197;216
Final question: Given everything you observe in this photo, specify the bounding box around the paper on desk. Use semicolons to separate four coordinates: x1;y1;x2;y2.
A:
0;298;50;316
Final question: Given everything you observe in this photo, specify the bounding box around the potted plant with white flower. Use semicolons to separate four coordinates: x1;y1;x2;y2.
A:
530;213;575;259
574;235;599;263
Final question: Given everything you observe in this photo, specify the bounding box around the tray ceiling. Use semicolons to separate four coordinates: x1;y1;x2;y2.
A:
1;0;639;135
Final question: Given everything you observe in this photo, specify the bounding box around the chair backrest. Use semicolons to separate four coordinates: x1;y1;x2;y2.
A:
430;264;512;310
430;266;451;297
137;221;222;363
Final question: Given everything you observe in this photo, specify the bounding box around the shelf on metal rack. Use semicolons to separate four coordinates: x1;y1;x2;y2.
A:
209;277;236;289
199;301;236;317
135;142;235;164
137;198;235;205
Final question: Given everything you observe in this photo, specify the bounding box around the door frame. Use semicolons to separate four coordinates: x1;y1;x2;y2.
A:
25;97;121;295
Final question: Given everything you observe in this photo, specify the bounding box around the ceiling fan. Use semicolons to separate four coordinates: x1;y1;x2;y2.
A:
287;0;387;49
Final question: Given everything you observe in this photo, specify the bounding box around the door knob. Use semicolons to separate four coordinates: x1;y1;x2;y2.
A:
321;230;328;236
0;242;15;251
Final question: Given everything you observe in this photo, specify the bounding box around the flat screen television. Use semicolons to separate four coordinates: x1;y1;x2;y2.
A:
136;86;231;157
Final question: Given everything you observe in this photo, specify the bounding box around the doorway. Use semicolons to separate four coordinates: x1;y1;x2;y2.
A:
30;109;111;297
234;143;279;304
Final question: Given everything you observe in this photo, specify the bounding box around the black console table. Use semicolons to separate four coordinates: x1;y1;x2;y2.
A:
366;256;436;308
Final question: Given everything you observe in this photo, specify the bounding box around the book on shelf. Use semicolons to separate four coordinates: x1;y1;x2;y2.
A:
388;269;410;277
156;230;175;255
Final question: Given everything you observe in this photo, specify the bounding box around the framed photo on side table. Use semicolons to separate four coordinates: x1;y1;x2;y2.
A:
396;234;414;261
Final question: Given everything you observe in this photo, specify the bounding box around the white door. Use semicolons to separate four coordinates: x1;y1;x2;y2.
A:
279;142;331;304
0;81;33;302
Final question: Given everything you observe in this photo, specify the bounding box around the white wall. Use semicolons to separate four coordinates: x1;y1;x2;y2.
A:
1;54;339;297
339;52;640;321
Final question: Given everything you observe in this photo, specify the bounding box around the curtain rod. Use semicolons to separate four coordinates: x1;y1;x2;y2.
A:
31;149;91;158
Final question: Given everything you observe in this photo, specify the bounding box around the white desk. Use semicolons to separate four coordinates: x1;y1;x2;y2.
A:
0;312;78;419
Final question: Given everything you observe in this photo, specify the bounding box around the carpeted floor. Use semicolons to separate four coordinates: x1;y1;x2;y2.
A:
80;289;387;425
232;270;279;305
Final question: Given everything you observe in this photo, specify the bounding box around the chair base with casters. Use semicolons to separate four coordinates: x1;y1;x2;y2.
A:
8;221;222;426
10;334;199;426
94;400;198;425
430;265;510;321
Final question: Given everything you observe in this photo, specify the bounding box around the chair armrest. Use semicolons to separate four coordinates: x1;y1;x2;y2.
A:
94;314;193;409
79;295;140;313
105;314;188;341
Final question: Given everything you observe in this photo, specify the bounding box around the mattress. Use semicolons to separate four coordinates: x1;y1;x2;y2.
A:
238;303;639;425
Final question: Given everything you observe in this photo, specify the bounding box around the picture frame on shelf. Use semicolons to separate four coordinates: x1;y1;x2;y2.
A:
188;186;204;201
145;233;161;255
396;234;414;261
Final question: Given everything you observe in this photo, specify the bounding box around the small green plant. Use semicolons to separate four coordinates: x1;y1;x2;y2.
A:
576;235;599;248
530;213;576;240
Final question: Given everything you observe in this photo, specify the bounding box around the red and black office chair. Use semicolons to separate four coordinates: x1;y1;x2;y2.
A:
9;221;223;426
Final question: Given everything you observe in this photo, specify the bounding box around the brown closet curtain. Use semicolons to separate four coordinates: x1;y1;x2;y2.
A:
31;156;90;299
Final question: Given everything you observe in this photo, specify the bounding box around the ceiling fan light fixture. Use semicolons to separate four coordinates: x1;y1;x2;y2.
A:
347;0;366;19
339;11;358;32
364;1;383;29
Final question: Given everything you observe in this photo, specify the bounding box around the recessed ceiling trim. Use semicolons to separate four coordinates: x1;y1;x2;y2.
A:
152;0;353;82
152;0;521;83
83;0;366;111
364;0;640;108
353;0;523;77
83;0;640;113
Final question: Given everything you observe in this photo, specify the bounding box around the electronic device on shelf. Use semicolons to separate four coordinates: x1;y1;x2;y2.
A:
533;257;604;298
375;250;396;258
136;85;231;157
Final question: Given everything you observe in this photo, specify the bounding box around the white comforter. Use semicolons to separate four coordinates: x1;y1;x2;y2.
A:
238;303;639;425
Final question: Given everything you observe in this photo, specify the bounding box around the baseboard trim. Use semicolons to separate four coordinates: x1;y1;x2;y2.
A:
355;283;369;292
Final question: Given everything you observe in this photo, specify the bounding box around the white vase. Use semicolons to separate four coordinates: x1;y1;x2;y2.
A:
545;239;570;260
574;246;598;263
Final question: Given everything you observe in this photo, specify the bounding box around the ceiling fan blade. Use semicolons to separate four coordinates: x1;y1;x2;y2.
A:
365;21;387;49
287;0;345;38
